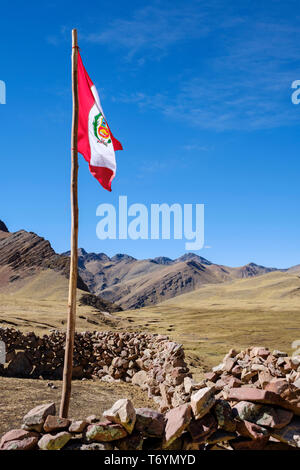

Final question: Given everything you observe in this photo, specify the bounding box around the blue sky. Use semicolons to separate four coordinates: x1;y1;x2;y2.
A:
1;0;300;268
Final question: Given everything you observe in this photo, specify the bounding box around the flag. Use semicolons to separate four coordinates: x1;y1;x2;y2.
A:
77;52;122;191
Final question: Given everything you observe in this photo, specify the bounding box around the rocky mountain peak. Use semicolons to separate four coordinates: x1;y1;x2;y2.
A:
0;220;9;232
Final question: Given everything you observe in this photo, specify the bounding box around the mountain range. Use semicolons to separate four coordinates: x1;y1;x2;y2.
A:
1;219;298;311
63;248;280;310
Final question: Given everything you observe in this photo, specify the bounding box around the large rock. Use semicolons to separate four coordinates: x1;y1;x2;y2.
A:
23;402;56;432
228;386;300;416
231;401;263;422
38;432;71;450
135;408;165;437
213;400;236;432
0;429;39;450
236;420;269;442
132;370;148;390
163;404;192;447
103;399;136;434
115;432;143;450
69;420;88;433
86;421;127;442
188;413;217;441
43;415;70;433
7;352;33;377
191;386;216;420
232;400;293;429
270;418;300;448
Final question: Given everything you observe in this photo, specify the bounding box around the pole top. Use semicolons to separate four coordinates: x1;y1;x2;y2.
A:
72;29;78;48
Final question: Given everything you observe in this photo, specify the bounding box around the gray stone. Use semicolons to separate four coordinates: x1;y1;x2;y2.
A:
23;402;56;432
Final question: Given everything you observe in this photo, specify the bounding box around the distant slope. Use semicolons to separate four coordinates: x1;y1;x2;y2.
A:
161;270;300;307
64;248;280;309
0;269;123;334
117;270;300;373
287;264;300;274
0;224;122;314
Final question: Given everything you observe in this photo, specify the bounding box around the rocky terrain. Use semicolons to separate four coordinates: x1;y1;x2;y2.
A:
64;248;279;309
0;344;299;450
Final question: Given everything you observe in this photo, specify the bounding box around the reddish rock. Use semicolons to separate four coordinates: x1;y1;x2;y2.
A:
236;420;270;441
164;404;192;447
159;383;173;409
191;386;216;419
188;413;217;441
43;415;70;433
224;357;236;373
204;372;219;382
0;429;39;450
250;347;270;359
264;379;289;395
231;365;243;377
258;370;273;389
228;386;300;416
228;377;243;388
135;408;165;437
103;398;136;434
171;367;187;385
23;402;56;432
69;420;88;433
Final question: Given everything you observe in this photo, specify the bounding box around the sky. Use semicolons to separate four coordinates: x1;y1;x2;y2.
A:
0;0;300;268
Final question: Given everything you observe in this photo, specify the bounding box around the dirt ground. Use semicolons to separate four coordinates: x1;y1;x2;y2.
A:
0;377;156;436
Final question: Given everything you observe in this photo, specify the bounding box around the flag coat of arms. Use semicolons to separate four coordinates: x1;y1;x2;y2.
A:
77;52;122;191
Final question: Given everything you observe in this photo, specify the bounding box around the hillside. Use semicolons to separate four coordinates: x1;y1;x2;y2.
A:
64;249;279;309
0;225;88;292
117;270;300;374
0;223;122;327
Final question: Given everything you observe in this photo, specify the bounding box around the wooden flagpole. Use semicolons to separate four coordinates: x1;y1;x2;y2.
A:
60;28;79;418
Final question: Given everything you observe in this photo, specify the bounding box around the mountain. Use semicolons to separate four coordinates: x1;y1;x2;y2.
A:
63;248;281;309
0;220;9;233
0;223;121;313
287;264;300;274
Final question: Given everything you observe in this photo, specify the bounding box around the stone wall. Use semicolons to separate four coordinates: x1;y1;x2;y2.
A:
0;327;191;408
1;327;300;450
1;343;300;450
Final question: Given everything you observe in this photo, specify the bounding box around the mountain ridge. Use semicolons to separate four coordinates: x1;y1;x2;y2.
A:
63;247;285;309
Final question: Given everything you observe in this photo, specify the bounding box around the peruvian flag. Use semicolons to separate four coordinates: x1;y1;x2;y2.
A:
77;52;122;191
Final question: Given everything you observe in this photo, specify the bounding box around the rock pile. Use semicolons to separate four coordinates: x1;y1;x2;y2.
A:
0;327;191;407
1;345;299;450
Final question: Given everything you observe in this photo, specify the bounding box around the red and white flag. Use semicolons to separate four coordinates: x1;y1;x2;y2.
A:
77;52;122;191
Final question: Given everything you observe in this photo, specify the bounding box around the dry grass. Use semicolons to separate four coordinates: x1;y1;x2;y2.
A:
0;269;299;434
0;377;156;436
118;271;300;378
0;270;128;333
